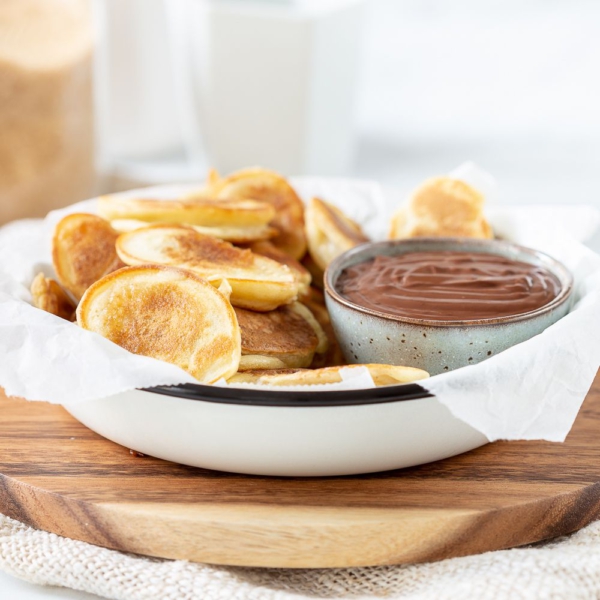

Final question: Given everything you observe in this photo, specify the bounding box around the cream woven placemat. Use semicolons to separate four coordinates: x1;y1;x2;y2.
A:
1;513;599;600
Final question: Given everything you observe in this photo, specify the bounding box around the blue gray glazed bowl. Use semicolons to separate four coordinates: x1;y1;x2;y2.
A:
324;238;574;376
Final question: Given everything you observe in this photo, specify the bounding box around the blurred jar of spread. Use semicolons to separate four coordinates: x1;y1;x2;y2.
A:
0;0;95;224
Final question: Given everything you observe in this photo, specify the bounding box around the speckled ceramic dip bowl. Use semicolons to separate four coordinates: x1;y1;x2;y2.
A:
324;238;574;376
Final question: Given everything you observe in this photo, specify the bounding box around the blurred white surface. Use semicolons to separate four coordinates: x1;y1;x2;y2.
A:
98;0;600;209
97;0;364;178
359;0;600;138
176;0;364;175
94;0;182;160
354;0;600;208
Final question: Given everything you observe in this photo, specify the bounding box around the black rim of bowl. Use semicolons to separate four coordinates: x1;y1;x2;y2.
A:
145;382;433;407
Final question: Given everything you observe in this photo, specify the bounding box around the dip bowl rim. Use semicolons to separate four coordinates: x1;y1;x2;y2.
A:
324;237;574;328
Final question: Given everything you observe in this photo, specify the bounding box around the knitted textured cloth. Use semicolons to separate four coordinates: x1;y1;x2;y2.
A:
1;515;599;600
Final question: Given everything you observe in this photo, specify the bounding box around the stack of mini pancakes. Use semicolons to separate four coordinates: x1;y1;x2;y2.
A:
32;168;491;388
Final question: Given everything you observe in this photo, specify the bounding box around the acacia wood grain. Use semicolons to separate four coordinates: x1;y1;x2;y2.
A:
1;373;600;568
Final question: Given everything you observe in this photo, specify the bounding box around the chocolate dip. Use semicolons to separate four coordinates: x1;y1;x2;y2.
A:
336;251;562;321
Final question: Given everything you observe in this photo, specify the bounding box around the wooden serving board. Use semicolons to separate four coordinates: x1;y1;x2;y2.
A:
1;374;600;569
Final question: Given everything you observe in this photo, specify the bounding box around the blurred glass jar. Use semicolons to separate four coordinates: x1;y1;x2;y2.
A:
0;0;95;224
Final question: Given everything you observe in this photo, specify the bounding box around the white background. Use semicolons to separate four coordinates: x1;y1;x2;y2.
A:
353;0;600;207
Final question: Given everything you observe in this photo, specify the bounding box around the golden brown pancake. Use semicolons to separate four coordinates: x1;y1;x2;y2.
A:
30;273;75;320
389;177;493;240
305;197;369;270
301;253;325;290
110;218;277;244
99;195;275;228
234;301;327;368
52;213;125;300
300;287;346;368
228;364;429;387
237;355;288;371
115;224;300;311
77;265;241;383
227;368;305;384
245;240;311;293
202;167;307;259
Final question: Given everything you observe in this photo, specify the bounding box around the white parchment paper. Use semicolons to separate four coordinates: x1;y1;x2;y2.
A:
1;171;599;442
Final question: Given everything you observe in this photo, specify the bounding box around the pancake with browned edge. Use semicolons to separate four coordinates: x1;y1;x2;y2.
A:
30;273;75;320
201;168;307;259
52;213;124;300
77;265;241;383
235;302;327;368
227;364;429;387
305;197;369;270
99;195;275;228
389;176;493;240
116;224;300;311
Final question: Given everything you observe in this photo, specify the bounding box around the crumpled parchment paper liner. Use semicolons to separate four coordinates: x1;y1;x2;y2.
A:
423;223;600;441
1;167;599;442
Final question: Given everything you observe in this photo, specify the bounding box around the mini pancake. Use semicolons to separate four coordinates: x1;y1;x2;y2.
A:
305;197;370;271
110;218;277;244
231;364;429;387
300;287;346;368
116;224;299;311
227;368;305;384
234;301;327;368
237;355;288;371
30;273;76;321
203;168;307;259
77;265;241;383
245;240;311;293
52;213;125;300
301;253;325;290
389;176;493;240
99;195;275;228
389;207;492;239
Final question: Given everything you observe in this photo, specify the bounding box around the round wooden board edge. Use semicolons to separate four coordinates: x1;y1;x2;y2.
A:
2;474;600;568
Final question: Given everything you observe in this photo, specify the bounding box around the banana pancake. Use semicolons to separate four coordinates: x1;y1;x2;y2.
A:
228;364;429;387
116;224;300;311
234;301;327;368
99;194;275;228
52;213;125;300
202;168;307;259
389;176;493;240
237;355;288;371
305;197;369;270
110;218;277;244
300;287;346;368
227;368;305;384
245;240;311;293
30;273;76;320
77;264;241;383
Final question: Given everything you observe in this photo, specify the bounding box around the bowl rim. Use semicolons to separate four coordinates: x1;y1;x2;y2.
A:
144;381;433;407
324;237;574;327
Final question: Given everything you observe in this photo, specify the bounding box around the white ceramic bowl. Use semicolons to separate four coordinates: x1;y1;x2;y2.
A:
65;384;487;477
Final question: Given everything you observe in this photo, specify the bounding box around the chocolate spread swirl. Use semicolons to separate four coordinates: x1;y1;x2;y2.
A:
336;251;561;321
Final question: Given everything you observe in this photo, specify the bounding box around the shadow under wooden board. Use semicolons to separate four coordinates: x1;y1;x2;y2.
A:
1;373;600;569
